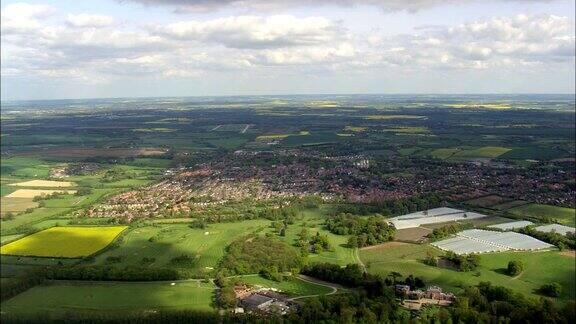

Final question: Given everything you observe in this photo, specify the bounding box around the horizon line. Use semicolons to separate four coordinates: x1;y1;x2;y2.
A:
2;92;575;103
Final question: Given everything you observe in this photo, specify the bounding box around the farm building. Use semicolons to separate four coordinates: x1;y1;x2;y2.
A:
390;207;488;229
488;220;534;231
432;229;553;254
535;224;575;236
241;294;274;311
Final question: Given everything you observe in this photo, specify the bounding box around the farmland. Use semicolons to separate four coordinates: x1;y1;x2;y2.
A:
0;94;574;321
1;226;127;258
509;204;576;227
1;281;215;316
92;220;270;275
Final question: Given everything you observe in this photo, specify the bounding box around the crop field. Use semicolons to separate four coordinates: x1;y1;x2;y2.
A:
394;227;432;242
438;146;512;159
0;281;215;316
6;189;76;198
431;229;553;254
508;204;575;227
93;220;270;274
535;224;575;236
0;197;38;215
389;208;488;229
13;148;168;158
236;275;333;296
431;148;461;160
1;226;127;258
465;195;509;208
361;242;575;302
9;180;74;187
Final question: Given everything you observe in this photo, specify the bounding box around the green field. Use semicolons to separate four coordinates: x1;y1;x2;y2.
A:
269;209;357;266
236;275;333;296
1;226;127;258
93;220;270;274
509;204;575;227
431;148;461;160
361;242;575;302
0;281;215;316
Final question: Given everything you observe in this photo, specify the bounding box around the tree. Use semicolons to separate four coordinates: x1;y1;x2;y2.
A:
539;282;562;297
506;260;524;276
389;272;402;285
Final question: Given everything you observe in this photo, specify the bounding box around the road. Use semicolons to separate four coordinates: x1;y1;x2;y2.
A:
287;274;343;301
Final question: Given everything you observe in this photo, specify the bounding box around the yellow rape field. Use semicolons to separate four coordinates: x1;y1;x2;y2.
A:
1;226;127;258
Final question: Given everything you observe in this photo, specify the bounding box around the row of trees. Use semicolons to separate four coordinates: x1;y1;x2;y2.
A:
517;226;576;250
333;193;443;217
427;223;470;241
325;214;395;248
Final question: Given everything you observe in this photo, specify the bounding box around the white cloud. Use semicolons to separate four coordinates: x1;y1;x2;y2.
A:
1;2;54;33
122;0;559;13
66;14;115;28
154;15;342;49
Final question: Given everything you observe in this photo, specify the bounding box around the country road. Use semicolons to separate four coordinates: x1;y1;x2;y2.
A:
287;275;343;301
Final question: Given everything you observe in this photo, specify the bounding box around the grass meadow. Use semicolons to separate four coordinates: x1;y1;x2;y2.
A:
360;242;575;302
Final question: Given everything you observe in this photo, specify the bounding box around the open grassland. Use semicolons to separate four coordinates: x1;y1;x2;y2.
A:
433;146;512;160
509;204;575;227
0;281;215;316
361;242;575;302
271;209;357;266
6;189;76;198
236;275;333;296
1;226;127;258
431;148;461;160
454;146;512;159
93;220;270;274
9;180;74;187
1;157;52;178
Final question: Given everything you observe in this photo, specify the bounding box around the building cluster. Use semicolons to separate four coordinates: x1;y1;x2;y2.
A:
233;285;296;315
395;285;455;310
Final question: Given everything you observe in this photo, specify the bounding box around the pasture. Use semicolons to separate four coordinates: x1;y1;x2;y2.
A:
93;220;270;274
509;204;575;227
361;242;575;302
0;281;215;316
1;226;127;258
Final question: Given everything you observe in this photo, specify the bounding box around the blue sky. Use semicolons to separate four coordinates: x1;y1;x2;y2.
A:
1;0;575;100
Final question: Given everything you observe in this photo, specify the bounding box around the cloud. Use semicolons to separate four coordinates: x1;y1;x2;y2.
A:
66;14;115;28
367;14;575;70
121;0;556;13
154;15;343;49
1;2;54;34
1;1;573;89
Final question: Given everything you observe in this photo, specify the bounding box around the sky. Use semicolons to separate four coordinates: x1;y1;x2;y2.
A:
1;0;575;100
